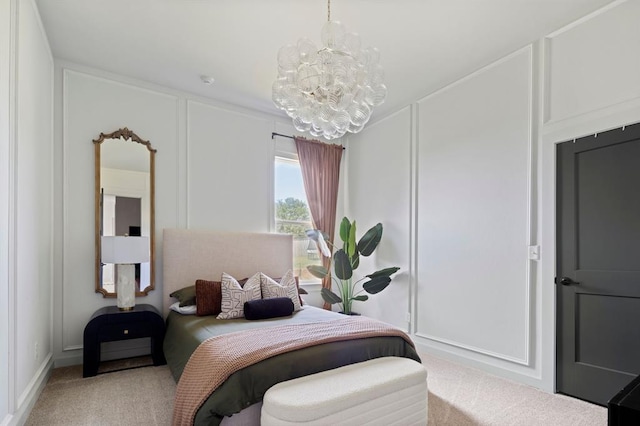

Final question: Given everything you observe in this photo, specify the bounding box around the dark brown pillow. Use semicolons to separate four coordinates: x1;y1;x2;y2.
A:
170;286;196;307
196;277;248;316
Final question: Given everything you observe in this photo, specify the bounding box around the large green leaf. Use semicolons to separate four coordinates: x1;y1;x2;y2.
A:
367;267;400;279
307;265;329;279
352;295;369;302
333;249;353;280
347;220;357;257
339;217;351;243
351;253;360;270
362;276;392;294
321;287;342;304
357;223;383;256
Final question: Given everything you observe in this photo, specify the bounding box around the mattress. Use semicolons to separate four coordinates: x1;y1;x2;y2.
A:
164;306;421;426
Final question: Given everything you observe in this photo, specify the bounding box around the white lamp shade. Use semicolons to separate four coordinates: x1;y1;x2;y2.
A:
101;236;149;264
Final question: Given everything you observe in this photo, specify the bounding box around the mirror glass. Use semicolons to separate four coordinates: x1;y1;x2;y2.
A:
94;128;156;297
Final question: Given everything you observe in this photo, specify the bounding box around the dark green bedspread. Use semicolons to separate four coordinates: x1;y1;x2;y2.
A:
164;306;421;426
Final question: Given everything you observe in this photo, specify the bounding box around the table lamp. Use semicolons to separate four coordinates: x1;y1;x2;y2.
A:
101;236;149;310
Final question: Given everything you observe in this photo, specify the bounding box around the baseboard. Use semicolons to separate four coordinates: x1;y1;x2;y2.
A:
53;349;82;368
0;414;13;426
6;353;53;426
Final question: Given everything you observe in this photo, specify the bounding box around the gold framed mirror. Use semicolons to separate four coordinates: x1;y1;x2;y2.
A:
94;128;156;297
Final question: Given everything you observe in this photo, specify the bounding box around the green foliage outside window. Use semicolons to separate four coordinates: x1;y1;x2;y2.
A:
275;197;310;238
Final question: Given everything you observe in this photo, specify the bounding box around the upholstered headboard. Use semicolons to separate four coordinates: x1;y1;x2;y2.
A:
162;229;293;316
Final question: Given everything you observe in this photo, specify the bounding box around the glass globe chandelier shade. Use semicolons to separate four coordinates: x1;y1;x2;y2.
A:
272;19;386;140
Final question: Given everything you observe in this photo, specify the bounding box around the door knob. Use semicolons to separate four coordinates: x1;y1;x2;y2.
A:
559;277;580;286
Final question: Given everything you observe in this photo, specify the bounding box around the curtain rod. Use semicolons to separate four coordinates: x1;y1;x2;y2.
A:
271;132;295;140
271;132;345;149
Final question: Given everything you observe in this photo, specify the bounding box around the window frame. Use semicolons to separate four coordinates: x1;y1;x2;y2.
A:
272;141;321;285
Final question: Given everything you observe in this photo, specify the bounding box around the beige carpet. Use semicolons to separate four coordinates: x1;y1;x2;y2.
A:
26;353;606;425
420;353;606;426
26;358;175;426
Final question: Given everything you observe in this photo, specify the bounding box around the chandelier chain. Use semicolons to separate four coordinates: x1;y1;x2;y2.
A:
327;0;331;22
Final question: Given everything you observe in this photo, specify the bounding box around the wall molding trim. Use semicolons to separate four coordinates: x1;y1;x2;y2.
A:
546;0;627;38
414;340;544;388
416;45;534;105
542;97;640;144
56;60;284;123
414;46;534;366
8;354;52;426
416;333;530;366
60;67;181;350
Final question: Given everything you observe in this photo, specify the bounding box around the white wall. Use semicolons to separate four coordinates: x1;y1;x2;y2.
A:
1;0;54;424
417;48;533;364
186;101;272;231
0;0;12;421
53;64;325;365
30;0;640;402
347;0;640;393
344;107;413;331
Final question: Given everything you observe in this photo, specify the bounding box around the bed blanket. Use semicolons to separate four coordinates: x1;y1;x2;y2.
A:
172;316;415;426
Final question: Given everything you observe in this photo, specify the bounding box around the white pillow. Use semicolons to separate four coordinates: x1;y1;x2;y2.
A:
260;269;302;312
217;272;262;319
169;302;197;315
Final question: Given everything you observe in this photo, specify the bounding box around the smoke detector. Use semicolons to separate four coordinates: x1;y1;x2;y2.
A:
200;75;215;85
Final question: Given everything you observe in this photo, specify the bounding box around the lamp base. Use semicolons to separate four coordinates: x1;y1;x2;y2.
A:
116;264;136;311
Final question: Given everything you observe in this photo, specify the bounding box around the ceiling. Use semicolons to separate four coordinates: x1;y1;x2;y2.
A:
36;0;613;124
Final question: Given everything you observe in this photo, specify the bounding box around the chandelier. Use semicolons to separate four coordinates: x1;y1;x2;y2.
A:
272;0;386;140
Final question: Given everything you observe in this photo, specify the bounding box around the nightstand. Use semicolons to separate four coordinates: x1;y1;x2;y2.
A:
83;303;166;377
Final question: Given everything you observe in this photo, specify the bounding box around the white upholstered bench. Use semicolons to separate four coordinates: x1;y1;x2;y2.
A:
261;357;428;425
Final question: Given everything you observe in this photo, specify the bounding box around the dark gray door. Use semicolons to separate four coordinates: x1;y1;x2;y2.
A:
556;123;640;406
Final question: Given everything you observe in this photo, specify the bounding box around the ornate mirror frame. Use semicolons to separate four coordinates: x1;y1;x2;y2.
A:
94;127;156;297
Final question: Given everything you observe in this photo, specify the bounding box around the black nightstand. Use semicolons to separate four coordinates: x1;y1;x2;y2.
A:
83;303;166;377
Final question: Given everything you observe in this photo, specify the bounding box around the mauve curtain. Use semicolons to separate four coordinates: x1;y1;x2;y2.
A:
294;137;343;310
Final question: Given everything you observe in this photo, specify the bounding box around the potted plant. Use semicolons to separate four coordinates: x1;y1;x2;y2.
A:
307;217;400;315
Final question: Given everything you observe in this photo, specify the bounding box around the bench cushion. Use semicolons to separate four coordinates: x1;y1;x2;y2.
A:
261;357;428;425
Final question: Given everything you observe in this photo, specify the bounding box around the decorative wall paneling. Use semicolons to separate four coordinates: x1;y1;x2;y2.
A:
415;47;534;365
2;0;55;424
344;107;413;331
55;65;313;367
60;70;179;359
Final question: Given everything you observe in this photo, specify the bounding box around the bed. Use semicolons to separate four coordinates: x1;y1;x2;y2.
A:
162;229;421;426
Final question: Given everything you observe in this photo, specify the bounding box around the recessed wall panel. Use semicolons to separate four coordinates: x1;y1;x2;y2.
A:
15;0;54;401
416;48;532;362
548;1;640;123
187;101;271;232
346;107;412;329
63;70;179;350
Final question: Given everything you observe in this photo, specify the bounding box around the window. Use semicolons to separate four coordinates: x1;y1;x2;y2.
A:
274;156;321;282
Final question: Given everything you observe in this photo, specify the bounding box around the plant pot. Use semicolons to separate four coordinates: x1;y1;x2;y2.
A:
339;311;361;316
